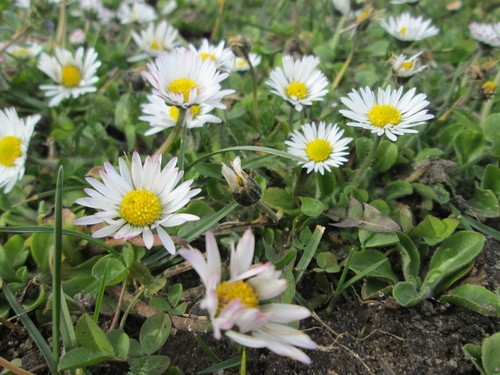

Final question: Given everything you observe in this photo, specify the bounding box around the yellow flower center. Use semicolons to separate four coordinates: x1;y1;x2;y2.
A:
11;48;31;59
0;135;22;167
168;78;199;102
286;82;308;100
149;40;162;51
200;52;216;61
236;60;248;68
119;189;162;227
368;105;402;128
216;280;258;314
305;139;333;162
356;10;369;24
401;61;414;70
482;81;497;95
61;65;82;87
169;105;200;121
399;26;408;37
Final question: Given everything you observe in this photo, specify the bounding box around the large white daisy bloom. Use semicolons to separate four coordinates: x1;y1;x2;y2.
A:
189;39;234;71
380;13;439;42
140;94;221;135
227;52;262;72
267;55;329;112
5;42;43;60
129;21;180;62
340;86;434;142
286;122;352;174
179;230;317;364
38;47;101;107
117;1;156;24
0;108;40;193
391;52;427;77
74;152;200;253
142;49;235;109
469;22;500;48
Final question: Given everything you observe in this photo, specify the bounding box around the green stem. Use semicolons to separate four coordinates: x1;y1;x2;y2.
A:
119;287;144;330
288;105;295;130
255;200;279;222
479;69;500;130
353;136;381;186
248;60;260;124
153;107;187;159
329;15;346;56
178;108;189;171
240;348;247;375
52;167;63;364
332;33;359;91
53;0;66;49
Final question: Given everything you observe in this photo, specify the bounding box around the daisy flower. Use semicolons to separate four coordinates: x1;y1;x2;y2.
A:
38;47;101;107
332;0;365;17
286;122;352;174
469;22;500;48
140;94;221;135
380;13;439;42
0;108;40;193
228;52;262;72
117;1;156;24
179;230;317;364
221;156;262;206
71;0;115;24
339;86;434;141
391;52;427;78
15;0;30;8
5;42;43;60
189;39;234;71
74;152;200;253
129;21;180;62
142;49;235;109
267;55;329;112
390;0;419;4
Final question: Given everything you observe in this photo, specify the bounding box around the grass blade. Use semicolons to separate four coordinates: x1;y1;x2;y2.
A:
294;225;325;283
197;356;241;374
53;167;63;364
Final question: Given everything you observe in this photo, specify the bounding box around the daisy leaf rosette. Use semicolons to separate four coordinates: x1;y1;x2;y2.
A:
38;47;101;107
74;152;201;253
129;20;180;62
179;230;317;364
142;49;235;109
286;122;352;175
189;39;234;71
469;22;500;48
266;55;329;112
380;13;439;42
0;108;40;193
339;86;434;142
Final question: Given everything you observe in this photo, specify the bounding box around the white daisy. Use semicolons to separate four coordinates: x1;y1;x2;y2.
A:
71;0;115;24
162;0;176;15
142;49;235;109
286;122;352;174
15;0;30;8
228;52;262;72
332;0;365;16
390;0;419;4
74;152;200;253
267;55;329;112
179;230;317;364
189;39;234;71
129;21;180;62
0;108;40;193
469;22;500;48
69;29;86;45
140;94;221;135
117;1;156;24
38;47;101;107
391;51;427;78
221;156;262;206
339;86;434;141
380;13;439;42
5;42;43;60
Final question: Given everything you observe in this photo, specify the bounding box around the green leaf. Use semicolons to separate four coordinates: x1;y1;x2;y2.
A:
198;356;241;374
92;256;127;286
298;196;327;217
396;232;420;280
373;141;398;172
128;355;171;375
294;225;324;283
385;180;413;200
463;343;485;375
262;187;296;210
107;329;130;360
467;189;500;218
29;232;52;274
413;183;450;204
58;347;112;371
482;164;500;194
482;332;500;375
349;250;398;283
483;113;500;158
139;313;172;355
168;283;183;307
411;215;459;246
75;313;114;354
355;137;373;162
361;279;392;299
358;231;399;248
440;285;500;317
454;129;484;163
393;281;423;306
316;252;340;273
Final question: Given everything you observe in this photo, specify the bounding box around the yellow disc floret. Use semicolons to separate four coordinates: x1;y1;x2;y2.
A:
119;189;162;227
216;280;258;314
11;48;31;59
149;40;162;51
286;82;308;100
482;81;497;95
305;139;333;162
399;26;408;37
61;65;82;87
401;61;414;71
168;78;198;102
200;52;216;61
0;135;22;167
368;104;402;127
169;105;200;121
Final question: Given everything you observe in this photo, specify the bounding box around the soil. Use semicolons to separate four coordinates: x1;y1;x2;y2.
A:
1;239;498;375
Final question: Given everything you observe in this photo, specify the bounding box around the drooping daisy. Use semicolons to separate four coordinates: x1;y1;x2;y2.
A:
267;55;329;112
142;49;235;109
129;21;180;62
286;122;352;174
0;108;40;193
391;52;427;78
339;86;434;141
221;156;262;206
469;22;500;48
179;230;317;364
380;13;439;42
189;39;234;71
117;1;156;24
74;152;200;253
38;47;101;107
140;94;221;135
228;52;262;72
5;42;43;60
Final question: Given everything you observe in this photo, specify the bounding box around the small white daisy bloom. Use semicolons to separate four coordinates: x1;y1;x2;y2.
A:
179;230;317;364
228;52;262;72
5;42;43;60
380;13;439;42
469;22;500;48
267;55;329;112
15;0;30;8
71;0;115;24
0;108;40;193
38;47;101;107
189;39;234;71
391;52;427;78
286;122;352;174
390;0;419;4
162;0;176;15
69;29;86;45
129;21;180;62
332;0;365;16
117;1;156;24
340;86;434;142
74;152;201;253
142;49;235;109
140;94;221;135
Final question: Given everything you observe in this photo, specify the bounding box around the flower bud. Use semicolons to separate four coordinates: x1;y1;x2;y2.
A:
228;35;252;59
221;156;261;206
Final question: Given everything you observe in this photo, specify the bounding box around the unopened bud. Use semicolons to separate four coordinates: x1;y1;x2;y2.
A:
228;35;252;59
